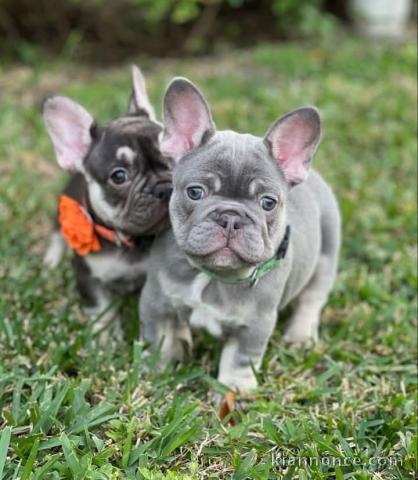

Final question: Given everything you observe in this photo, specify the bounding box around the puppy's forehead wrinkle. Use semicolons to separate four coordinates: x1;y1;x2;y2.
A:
108;116;150;131
104;116;163;145
211;131;282;189
213;130;259;147
236;132;251;162
176;130;285;197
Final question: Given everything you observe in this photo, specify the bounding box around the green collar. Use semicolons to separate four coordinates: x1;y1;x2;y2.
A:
197;225;291;287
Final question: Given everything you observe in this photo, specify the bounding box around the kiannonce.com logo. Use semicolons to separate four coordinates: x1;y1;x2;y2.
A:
272;450;404;470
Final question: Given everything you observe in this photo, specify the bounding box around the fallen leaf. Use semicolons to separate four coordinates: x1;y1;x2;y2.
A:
218;391;236;424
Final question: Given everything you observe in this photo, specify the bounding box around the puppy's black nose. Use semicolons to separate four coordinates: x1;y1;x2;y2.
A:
152;183;172;202
213;210;245;231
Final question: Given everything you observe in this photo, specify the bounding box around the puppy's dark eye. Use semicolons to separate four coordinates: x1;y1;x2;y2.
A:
109;168;128;185
187;186;204;201
260;196;277;211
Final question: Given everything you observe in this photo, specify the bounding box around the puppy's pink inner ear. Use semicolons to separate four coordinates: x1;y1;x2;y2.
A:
161;82;214;162
51;117;91;170
44;97;93;171
172;97;208;146
160;134;190;161
267;109;320;185
272;126;313;183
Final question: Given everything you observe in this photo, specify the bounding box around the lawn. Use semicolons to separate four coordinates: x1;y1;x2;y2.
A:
0;36;416;479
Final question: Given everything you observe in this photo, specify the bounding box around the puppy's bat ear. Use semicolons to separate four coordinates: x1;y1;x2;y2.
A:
127;65;156;121
42;96;94;171
161;77;215;162
264;107;321;185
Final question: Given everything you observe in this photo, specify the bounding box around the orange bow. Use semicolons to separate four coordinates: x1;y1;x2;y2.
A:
58;195;132;256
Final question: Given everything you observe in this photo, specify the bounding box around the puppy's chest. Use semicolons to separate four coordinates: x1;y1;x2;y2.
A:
84;250;147;293
160;273;247;337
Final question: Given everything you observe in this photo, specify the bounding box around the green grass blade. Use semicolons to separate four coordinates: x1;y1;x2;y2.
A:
0;427;12;479
60;433;82;477
121;418;136;468
32;455;59;480
32;383;70;434
20;438;40;480
160;421;203;457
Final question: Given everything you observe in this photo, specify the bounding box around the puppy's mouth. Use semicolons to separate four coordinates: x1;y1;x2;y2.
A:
205;246;244;269
185;239;260;272
178;213;268;272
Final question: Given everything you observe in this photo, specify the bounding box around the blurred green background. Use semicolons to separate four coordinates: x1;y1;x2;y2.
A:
0;0;348;63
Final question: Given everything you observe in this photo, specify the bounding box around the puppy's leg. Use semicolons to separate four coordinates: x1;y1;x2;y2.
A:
284;205;341;344
43;230;66;269
218;314;276;393
73;256;122;341
283;255;336;344
176;306;193;355
139;279;184;369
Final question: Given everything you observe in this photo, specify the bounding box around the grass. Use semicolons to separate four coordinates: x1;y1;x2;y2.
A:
0;35;417;479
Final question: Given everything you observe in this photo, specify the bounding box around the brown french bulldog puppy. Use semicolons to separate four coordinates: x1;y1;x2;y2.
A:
43;66;172;339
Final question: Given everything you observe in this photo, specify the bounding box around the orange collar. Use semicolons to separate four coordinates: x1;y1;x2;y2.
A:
58;194;133;256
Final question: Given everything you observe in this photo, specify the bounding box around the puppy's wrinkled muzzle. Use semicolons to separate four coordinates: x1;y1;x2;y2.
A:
210;208;251;233
184;220;266;270
119;176;171;235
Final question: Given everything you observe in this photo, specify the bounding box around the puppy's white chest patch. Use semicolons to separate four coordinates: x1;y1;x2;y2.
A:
85;252;146;283
160;273;244;337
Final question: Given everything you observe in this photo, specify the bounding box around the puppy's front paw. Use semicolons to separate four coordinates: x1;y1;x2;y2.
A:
283;323;318;345
95;323;124;346
43;232;66;269
43;251;61;269
176;322;193;352
218;368;258;394
153;340;183;371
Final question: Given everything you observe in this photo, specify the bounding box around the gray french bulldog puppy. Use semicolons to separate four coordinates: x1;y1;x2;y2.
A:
139;78;341;392
43;66;172;338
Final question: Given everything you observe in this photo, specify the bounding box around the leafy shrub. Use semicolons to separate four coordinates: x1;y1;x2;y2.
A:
0;0;339;63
